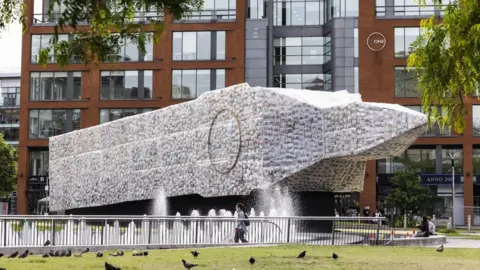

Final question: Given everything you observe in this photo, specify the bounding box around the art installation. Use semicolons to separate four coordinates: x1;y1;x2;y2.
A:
48;83;427;212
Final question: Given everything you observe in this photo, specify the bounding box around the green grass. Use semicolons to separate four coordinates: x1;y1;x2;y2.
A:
0;245;478;269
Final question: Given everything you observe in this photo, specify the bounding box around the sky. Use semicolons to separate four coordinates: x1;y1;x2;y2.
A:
0;22;22;72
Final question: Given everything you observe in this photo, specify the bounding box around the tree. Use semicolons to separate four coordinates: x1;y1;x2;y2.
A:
0;134;17;196
0;0;204;66
407;0;480;133
385;169;432;216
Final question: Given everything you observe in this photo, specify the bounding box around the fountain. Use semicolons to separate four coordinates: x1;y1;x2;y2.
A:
151;188;168;216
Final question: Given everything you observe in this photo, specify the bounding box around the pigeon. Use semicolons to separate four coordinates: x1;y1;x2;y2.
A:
249;257;255;265
29;252;33;256
49;250;55;257
74;253;82;258
110;251;124;257
297;251;306;259
81;248;90;254
18;250;29;259
132;251;143;257
191;250;199;258
142;251;148;256
42;254;49;258
7;251;18;258
182;259;198;269
54;251;60;257
43;240;51;246
0;268;6;270
65;250;72;257
436;244;444;252
59;251;66;257
332;253;338;259
105;262;121;270
0;253;3;258
96;251;103;258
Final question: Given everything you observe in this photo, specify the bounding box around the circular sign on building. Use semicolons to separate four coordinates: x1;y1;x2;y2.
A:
366;32;387;52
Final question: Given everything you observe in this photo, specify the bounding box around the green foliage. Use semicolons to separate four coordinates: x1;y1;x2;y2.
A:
408;0;480;133
0;134;17;196
0;0;204;67
392;215;417;228
385;169;432;215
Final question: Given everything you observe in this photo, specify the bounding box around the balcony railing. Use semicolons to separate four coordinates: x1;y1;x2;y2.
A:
33;12;162;25
176;9;236;21
375;4;451;17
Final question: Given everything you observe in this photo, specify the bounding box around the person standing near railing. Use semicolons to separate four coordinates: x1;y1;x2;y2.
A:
234;203;249;243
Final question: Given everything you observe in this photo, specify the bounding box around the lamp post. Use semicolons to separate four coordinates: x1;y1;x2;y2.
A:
449;153;457;230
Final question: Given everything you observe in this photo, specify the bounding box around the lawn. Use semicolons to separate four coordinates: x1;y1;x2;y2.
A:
0;245;478;270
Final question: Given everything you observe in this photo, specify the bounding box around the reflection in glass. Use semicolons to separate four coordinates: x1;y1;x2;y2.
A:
101;70;153;100
100;108;153;124
274;37;326;66
274;73;330;91
172;69;226;99
394;67;419;97
173;31;225;61
395;27;420;58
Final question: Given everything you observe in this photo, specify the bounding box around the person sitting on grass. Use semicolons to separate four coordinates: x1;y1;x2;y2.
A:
416;216;430;237
427;216;436;235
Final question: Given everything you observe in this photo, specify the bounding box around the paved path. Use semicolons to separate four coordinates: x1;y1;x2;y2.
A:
432;238;480;248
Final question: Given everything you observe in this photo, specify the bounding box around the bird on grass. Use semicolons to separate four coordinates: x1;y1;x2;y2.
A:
65;250;72;257
297;251;306;259
0;253;3;258
105;262;121;270
0;267;6;270
74;254;82;258
48;251;55;257
143;251;148;256
43;240;50;247
191;250;199;258
249;257;255;265
54;251;60;257
18;250;29;259
60;250;66;257
7;251;18;258
96;251;104;258
182;259;198;269
42;254;49;258
81;248;90;254
332;253;339;260
436;244;444;252
132;251;143;257
110;251;124;257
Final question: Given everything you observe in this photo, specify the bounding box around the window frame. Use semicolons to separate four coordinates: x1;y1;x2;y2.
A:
28;109;81;139
100;70;153;100
171;69;226;100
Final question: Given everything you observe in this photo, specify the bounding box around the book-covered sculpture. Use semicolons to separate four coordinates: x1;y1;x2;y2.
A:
48;83;427;212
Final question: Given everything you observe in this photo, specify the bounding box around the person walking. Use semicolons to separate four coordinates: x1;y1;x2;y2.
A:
234;203;249;243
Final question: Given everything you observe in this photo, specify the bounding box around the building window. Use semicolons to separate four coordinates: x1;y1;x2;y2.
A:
106;34;153;62
274;37;326;65
172;69;226;99
30;72;82;101
31;34;71;64
377;147;437;174
100;108;153;124
394;27;420;58
274;73;331;91
101;70;153;100
248;0;266;18
375;0;454;17
0;86;20;107
0;109;19;143
326;0;359;21
441;147;463;173
273;0;325;26
404;105;451;136
472;106;480;136
28;109;81;139
179;0;236;20
354;67;359;93
173;31;226;61
29;149;49;177
394;67;419;97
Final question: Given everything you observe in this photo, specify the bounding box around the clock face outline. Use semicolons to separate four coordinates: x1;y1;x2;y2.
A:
207;109;242;174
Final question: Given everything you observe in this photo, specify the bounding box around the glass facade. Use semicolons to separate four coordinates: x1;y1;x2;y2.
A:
473;106;480;136
107;34;153;62
377;147;436;174
325;0;359;21
404;105;451;136
31;34;70;63
28;109;81;139
28;149;49;215
100;108;153;124
172;69;226;99
274;73;331;91
30;71;82;101
394;27;421;58
273;0;325;26
274;37;326;65
101;70;153;100
0;109;19;142
181;0;236;20
394;66;419;97
248;0;266;19
375;0;454;17
173;31;226;61
0;86;20;107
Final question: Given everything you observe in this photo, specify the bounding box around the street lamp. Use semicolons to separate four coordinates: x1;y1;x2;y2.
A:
449;152;457;230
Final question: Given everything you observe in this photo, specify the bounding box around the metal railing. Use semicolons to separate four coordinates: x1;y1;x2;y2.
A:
33;13;162;25
176;9;236;21
0;216;390;247
375;4;450;17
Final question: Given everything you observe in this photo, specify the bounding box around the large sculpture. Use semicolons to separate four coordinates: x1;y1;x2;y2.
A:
49;83;427;212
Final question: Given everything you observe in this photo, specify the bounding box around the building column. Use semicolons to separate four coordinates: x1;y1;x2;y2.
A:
360;160;377;215
16;146;29;214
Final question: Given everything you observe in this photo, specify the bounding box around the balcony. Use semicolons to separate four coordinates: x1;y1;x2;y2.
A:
175;9;236;22
33;12;162;26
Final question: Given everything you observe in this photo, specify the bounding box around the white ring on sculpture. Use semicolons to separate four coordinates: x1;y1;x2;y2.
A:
367;32;387;52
